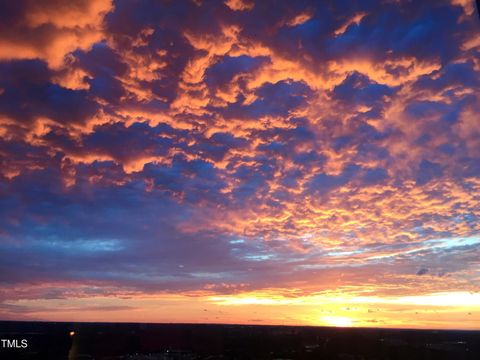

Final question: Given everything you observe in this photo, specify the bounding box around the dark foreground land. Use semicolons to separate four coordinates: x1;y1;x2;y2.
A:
1;321;479;360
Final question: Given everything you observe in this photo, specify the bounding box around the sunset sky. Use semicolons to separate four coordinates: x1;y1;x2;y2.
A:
0;0;479;330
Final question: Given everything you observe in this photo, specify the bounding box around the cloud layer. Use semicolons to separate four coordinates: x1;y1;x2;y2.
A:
0;0;479;328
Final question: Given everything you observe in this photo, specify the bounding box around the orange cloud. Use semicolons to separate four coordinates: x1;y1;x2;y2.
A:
0;0;113;68
224;0;255;12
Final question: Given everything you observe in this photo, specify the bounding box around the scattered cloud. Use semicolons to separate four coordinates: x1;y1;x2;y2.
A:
0;0;479;328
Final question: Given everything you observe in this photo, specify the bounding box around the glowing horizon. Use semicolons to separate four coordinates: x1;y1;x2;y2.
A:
0;0;479;330
4;289;479;330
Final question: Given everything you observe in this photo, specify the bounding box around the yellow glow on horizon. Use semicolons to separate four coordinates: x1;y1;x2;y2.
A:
3;289;479;330
209;290;480;309
321;316;354;327
353;291;480;307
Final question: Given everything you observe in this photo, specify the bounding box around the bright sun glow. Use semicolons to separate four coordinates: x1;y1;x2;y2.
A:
321;316;354;327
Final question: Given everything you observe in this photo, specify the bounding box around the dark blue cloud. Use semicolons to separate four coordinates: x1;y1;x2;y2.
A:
215;80;313;119
326;2;469;63
333;72;396;106
416;267;429;276
192;132;247;162
416;159;444;185
414;61;480;92
362;167;388;185
205;55;267;89
82;122;176;163
0;60;98;125
248;80;313;117
307;164;360;195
